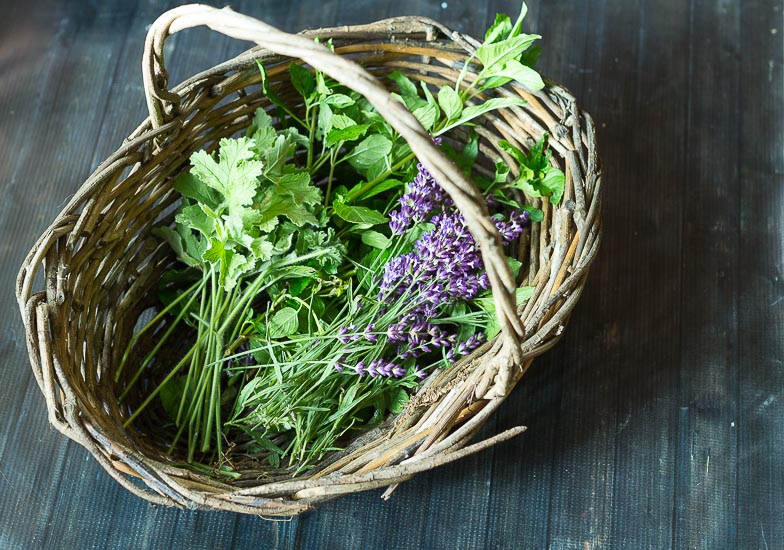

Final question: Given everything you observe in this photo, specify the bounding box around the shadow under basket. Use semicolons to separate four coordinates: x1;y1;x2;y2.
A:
16;5;601;516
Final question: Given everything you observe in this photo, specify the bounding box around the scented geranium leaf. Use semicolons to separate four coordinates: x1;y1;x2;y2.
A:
250;237;275;261
346;135;392;169
202;237;226;265
435;97;526;136
326;124;369;147
224;252;252;290
190;137;263;209
274;171;322;206
261;133;302;177
290;62;315;99
257;189;318;229
152;226;200;268
332;200;388;225
175;204;215;238
361;230;390;249
174;172;220;208
268;307;299;338
438;85;463;120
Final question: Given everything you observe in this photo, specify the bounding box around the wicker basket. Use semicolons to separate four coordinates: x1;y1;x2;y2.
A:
16;5;600;515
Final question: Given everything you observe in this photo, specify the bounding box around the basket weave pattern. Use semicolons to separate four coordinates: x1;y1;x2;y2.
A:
16;5;600;515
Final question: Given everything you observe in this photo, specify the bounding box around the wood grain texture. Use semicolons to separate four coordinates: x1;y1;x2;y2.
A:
0;0;781;547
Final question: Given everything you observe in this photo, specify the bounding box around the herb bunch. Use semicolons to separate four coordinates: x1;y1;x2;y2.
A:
119;2;564;472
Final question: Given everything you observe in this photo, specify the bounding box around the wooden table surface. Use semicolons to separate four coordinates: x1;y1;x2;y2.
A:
1;0;782;548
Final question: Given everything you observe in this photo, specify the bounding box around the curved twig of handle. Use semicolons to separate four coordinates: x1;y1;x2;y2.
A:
142;4;525;373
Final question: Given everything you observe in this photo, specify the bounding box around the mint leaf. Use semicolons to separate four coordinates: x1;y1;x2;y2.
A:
476;33;541;70
483;59;544;91
324;93;355;108
435;97;526;136
346;135;392;169
326;124;369;146
360;230;391;249
412;103;439;131
290;62;315;99
484;12;513;43
438;85;463;120
268;307;299;338
333;200;388;225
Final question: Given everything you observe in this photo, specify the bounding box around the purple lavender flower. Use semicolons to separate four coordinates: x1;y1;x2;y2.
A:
389;162;451;235
447;332;487;361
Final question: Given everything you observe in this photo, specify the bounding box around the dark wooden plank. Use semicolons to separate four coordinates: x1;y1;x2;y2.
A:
483;1;596;547
0;1;144;547
737;1;784;548
672;0;740;547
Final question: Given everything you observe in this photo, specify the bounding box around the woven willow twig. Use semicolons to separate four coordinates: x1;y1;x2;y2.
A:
16;4;601;515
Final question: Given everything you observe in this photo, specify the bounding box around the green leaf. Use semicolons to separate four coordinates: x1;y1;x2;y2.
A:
475;33;541;70
290;62;315;99
190;137;264;210
435;97;526;136
388;71;419;101
354;178;403;200
523;205;544;222
506;256;523;278
257;190;319;230
483;59;544;91
175;204;215;237
346;135;392;169
412;103;439;131
159;376;189;422
360;230;391;249
268;307;299;338
484;12;513;43
389;389;410;414
332;200;388;225
324;93;355;108
173;173;220;208
326;124;369;147
330;114;356;130
438;85;463;120
541;165;566;205
274;171;322;206
202;237;226;264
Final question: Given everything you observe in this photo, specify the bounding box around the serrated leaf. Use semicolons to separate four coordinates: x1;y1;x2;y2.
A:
268;307;299;338
332;200;388;225
326;124;369;147
175;204;215;238
324;93;355;108
412;103;439;131
173;173;220;208
346;135;392;169
438;85;463;120
290;62;315;99
274;171;322;205
361;230;390;249
190;137;264;210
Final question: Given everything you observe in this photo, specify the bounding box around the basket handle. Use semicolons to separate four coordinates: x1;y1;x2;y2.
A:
142;4;525;394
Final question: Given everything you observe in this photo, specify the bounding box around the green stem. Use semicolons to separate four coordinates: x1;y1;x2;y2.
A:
345;151;415;202
115;278;202;384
